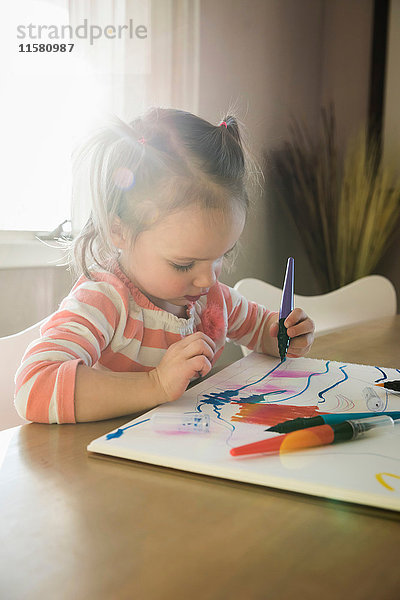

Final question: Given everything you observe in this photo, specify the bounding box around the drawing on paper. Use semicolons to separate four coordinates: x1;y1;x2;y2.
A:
88;354;400;512
376;472;400;491
194;357;395;435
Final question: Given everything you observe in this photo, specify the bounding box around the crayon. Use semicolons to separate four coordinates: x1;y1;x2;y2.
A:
230;415;395;457
375;381;400;392
266;411;400;433
278;257;294;362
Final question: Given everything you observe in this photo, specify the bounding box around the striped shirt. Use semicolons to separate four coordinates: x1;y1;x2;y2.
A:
15;263;275;424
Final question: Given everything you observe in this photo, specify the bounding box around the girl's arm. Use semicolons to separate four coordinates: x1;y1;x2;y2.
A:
220;283;277;353
220;284;314;357
14;290;215;423
15;269;216;424
74;366;162;422
74;331;215;422
14;275;127;423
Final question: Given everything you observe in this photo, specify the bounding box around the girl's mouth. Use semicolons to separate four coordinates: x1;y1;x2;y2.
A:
184;292;208;302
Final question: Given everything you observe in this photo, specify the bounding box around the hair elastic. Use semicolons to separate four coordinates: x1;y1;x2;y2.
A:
138;136;146;144
219;121;227;128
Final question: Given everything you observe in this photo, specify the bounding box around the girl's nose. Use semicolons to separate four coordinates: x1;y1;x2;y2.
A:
193;264;217;289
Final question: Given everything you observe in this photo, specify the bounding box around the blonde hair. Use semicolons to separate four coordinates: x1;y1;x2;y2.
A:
71;107;260;278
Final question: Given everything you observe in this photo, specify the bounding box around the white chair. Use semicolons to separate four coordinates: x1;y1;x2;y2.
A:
0;319;46;430
234;275;397;356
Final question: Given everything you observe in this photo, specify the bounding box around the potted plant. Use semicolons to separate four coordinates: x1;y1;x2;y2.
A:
271;106;400;293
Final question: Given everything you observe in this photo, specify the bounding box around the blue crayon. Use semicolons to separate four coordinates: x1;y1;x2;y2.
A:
266;411;400;433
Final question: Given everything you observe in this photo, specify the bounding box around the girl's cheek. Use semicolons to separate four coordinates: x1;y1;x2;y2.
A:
167;273;189;292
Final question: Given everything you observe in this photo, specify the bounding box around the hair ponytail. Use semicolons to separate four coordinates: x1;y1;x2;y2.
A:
219;115;242;147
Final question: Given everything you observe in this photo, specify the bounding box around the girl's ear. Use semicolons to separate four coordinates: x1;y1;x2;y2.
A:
110;217;129;250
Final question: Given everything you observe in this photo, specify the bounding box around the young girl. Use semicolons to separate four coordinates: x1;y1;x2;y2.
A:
15;108;315;424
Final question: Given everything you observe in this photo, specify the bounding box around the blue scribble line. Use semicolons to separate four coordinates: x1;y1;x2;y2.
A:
196;390;237;435
106;418;151;440
251;361;331;405
374;368;389;411
195;360;285;440
196;360;285;409
236;359;284;391
196;359;334;440
375;367;388;383
235;390;286;404
318;364;349;404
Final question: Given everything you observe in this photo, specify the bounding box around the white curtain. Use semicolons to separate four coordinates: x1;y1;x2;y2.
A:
69;0;200;231
146;0;200;116
0;0;199;233
68;0;199;121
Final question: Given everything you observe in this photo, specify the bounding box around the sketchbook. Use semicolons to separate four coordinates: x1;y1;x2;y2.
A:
88;353;400;511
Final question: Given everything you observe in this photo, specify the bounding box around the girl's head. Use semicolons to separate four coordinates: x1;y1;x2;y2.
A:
72;107;258;306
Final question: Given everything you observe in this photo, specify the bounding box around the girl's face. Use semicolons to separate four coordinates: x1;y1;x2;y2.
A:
116;206;245;316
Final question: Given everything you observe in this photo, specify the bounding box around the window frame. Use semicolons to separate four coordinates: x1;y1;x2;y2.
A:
0;230;67;269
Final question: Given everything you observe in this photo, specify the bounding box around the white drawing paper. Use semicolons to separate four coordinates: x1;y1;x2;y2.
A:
88;354;400;511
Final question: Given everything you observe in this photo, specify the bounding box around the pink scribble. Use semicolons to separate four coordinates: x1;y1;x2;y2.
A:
153;430;192;435
269;371;314;378
245;385;296;394
331;394;355;411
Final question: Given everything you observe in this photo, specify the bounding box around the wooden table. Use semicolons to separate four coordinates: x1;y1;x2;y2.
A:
1;316;400;600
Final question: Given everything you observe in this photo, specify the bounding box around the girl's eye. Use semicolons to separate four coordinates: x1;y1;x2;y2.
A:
171;262;194;272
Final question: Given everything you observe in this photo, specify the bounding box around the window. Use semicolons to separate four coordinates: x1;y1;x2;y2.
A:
1;0;194;243
1;0;118;232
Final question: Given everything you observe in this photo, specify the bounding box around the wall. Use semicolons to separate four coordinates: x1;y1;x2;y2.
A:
380;0;400;298
383;0;400;173
198;0;323;296
198;0;375;291
0;267;72;336
197;0;375;363
320;0;374;151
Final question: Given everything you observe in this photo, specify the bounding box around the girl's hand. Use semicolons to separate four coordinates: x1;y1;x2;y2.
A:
151;332;216;403
268;308;315;358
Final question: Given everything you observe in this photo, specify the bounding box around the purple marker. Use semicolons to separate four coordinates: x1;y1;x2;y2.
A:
278;257;294;361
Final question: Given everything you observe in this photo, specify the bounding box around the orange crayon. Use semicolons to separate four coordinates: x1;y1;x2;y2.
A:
375;381;400;392
230;415;394;457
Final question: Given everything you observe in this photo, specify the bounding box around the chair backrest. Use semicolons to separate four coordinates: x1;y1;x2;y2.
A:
234;275;397;355
0;319;46;430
